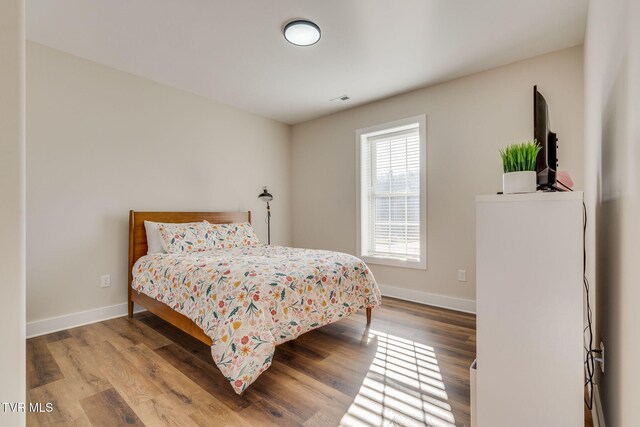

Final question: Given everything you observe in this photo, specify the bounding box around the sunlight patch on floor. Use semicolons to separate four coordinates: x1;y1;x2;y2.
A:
341;330;456;427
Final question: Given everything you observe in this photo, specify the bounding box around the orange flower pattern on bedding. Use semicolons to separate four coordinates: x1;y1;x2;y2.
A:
158;222;211;254
131;245;381;394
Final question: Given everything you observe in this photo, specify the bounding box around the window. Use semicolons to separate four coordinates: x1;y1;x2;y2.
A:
356;115;426;269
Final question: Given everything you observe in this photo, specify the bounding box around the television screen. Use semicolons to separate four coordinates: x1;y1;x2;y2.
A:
534;86;557;188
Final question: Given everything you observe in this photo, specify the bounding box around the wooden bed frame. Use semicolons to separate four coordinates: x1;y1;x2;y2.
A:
127;210;372;347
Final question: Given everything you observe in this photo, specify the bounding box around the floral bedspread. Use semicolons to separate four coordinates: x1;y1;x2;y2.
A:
132;245;381;393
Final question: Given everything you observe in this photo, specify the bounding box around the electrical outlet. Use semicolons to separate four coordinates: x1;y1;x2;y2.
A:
458;269;467;282
599;341;605;373
100;275;111;288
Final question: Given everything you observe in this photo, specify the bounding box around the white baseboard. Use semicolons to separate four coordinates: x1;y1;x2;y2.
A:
592;384;605;427
378;283;476;314
26;302;146;339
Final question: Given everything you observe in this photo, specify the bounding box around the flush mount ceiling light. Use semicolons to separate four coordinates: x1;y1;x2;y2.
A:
283;20;321;46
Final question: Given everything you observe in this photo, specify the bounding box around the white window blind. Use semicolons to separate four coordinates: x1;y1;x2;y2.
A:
358;119;425;268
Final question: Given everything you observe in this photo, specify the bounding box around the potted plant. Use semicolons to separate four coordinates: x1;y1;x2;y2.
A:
499;140;541;194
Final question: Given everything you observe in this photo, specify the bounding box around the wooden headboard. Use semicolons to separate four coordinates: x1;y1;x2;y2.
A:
127;210;251;345
128;210;251;269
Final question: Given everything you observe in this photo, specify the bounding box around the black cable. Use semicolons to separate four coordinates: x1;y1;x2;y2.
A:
583;202;596;410
556;180;573;191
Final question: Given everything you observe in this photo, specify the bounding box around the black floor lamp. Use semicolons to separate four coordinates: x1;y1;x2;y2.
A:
258;186;273;245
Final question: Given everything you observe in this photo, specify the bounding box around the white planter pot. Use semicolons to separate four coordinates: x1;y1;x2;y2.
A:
503;171;536;194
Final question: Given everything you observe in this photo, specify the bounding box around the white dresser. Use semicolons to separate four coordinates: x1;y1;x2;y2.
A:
474;192;584;427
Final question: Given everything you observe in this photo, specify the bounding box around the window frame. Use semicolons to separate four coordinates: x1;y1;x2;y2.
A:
356;115;427;270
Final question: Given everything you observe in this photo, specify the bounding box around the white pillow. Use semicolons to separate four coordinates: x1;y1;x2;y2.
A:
144;221;200;255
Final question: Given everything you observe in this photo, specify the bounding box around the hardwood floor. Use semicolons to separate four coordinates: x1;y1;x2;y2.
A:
25;297;591;426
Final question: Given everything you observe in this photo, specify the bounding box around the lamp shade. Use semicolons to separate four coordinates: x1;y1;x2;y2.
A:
258;187;273;202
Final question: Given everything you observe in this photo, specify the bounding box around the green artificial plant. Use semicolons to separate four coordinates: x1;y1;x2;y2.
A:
499;140;542;173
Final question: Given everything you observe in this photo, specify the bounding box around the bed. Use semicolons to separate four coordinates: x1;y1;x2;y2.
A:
127;210;381;394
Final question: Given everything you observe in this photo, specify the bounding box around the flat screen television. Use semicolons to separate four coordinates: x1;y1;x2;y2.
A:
533;85;558;189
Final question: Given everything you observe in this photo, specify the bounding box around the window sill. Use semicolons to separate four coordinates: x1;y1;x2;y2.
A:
361;255;427;270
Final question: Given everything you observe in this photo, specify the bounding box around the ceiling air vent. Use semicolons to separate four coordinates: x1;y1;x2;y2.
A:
330;95;350;102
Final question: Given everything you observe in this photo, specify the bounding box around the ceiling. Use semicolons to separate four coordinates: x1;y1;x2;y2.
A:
27;0;588;124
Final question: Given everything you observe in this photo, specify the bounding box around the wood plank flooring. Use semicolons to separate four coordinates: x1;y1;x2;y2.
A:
25;297;592;426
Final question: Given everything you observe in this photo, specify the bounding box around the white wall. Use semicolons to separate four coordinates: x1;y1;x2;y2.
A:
26;43;292;323
291;46;584;306
584;0;640;424
0;0;26;425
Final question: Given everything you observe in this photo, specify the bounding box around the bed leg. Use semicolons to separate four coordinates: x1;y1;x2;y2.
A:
128;300;134;319
366;307;372;325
